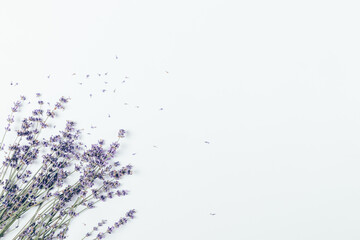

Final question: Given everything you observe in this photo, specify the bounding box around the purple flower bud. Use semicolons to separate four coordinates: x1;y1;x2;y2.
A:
126;209;136;219
107;226;114;234
118;129;126;138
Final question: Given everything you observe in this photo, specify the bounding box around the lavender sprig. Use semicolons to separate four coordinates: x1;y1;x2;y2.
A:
0;95;135;239
82;210;136;240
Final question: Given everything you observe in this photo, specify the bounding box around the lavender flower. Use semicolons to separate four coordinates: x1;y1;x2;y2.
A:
118;129;125;138
82;210;136;239
0;95;135;240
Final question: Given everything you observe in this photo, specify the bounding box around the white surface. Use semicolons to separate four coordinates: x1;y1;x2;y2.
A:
1;0;360;239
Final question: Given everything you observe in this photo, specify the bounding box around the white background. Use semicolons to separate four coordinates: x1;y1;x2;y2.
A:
1;0;360;239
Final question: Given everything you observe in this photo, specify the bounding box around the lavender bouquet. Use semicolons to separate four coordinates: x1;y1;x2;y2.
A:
0;95;135;239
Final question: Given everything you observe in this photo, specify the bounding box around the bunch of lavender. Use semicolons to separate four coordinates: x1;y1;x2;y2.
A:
0;95;135;239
